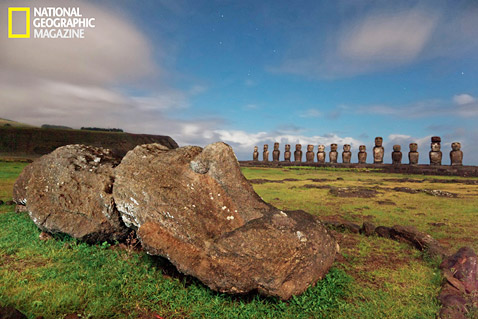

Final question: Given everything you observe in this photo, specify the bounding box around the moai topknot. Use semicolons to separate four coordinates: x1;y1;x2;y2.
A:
373;137;384;164
263;144;269;162
409;143;419;165
358;145;367;164
429;136;442;166
284;144;291;162
306;145;315;162
450;142;463;166
294;144;303;162
272;142;280;162
392;145;402;164
342;144;352;164
253;146;259;161
317;145;326;164
329;144;338;163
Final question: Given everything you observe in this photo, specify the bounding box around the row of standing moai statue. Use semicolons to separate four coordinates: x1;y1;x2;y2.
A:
253;137;463;166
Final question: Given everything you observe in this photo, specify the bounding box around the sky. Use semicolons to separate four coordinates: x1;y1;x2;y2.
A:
1;0;478;164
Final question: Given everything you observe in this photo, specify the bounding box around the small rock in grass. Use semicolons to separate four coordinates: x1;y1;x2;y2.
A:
360;222;376;236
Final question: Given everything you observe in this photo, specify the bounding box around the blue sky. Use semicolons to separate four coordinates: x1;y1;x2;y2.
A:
1;0;478;163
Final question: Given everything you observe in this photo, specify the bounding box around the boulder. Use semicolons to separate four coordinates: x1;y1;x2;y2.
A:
441;247;478;294
13;162;34;206
21;145;129;243
113;142;336;300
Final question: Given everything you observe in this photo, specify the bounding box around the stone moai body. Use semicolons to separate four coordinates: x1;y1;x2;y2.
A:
358;145;367;164
272;142;280;162
450;142;463;166
263;144;269;162
306;145;315;162
284;144;291;162
329;144;338;163
373;137;384;164
429;136;442;166
294;144;303;162
408;143;419;165
392;145;402;164
317;145;326;163
253;146;259;161
342;144;352;163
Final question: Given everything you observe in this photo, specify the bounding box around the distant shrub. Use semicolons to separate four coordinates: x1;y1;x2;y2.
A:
41;124;73;130
80;127;124;132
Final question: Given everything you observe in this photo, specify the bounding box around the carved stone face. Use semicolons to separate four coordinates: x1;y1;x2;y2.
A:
359;145;366;152
318;145;325;152
375;137;383;147
274;142;279;150
307;144;314;152
296;144;302;151
263;144;268;151
452;142;461;151
431;142;441;152
330;144;338;151
254;146;258;152
409;143;418;152
343;144;351;152
285;144;291;151
393;145;401;152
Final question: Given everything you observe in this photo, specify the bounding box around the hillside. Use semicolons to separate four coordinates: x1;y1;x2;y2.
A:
0;118;38;128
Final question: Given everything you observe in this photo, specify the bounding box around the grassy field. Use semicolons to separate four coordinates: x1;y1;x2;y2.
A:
1;163;478;318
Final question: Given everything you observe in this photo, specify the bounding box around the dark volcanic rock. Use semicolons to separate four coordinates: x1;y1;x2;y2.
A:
21;145;129;243
375;226;392;238
113;142;336;300
360;222;376;236
0;306;27;319
329;187;378;198
441;247;478;294
390;225;446;258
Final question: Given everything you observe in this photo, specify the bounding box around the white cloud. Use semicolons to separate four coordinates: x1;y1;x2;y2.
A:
299;108;322;118
453;94;476;105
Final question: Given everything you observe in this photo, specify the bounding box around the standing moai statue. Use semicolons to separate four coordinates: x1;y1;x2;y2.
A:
342;144;352;163
317;145;326;163
358;145;367;164
284;144;291;162
429;136;442;165
392;145;402;164
253;146;259;161
450;142;463;166
272;142;280;162
408;143;419;165
329;144;338;163
263;144;269;162
294;144;303;162
306;145;315;162
373;137;384;164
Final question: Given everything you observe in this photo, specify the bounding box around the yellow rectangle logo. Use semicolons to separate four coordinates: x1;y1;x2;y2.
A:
8;7;30;38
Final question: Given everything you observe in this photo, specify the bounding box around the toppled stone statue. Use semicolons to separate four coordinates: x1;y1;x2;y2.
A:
358;145;367;164
392;145;402;164
253;146;259;161
263;144;269;162
294;144;303;162
273;143;280;162
284;144;291;162
450;142;463;166
317;145;326;164
409;143;419;165
342;144;351;164
430;136;442;166
113;142;337;300
373;137;384;164
306;145;314;162
13;145;129;243
329;144;338;163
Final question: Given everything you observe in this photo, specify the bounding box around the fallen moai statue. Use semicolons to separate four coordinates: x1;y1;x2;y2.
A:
13;142;337;300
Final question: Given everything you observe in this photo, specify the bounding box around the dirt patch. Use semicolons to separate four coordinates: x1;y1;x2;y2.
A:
429;222;447;227
377;199;397;206
308;178;334;183
301;184;332;189
329;187;379;198
429;179;478;185
248;178;300;184
383;178;424;183
393;187;458;198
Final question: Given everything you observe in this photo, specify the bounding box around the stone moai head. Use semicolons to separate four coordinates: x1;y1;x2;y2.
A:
263;144;268;151
285;144;291;151
452;142;461;151
393;145;401;152
296;144;302;151
274;142;279;150
343;144;351;152
318;145;325;152
375;137;383;147
359;145;366;152
431;143;441;152
254;146;258;152
409;143;418;152
307;144;314;152
331;144;338;151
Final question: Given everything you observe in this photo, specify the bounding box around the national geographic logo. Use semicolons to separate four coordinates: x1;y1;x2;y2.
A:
7;6;95;39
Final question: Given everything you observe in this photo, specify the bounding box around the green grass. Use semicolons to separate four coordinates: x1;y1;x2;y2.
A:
2;164;475;318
